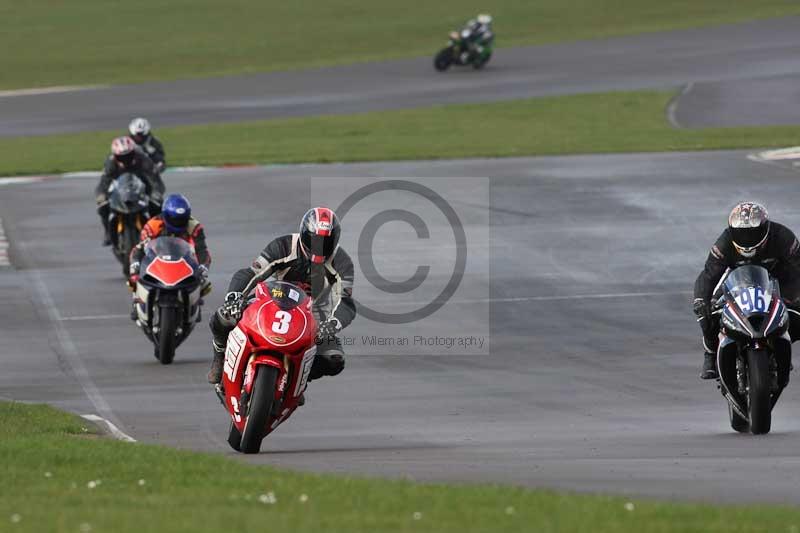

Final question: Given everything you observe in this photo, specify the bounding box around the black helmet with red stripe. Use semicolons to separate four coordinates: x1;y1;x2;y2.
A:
299;207;340;263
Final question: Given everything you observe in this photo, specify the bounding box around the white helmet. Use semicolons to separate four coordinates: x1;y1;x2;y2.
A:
477;14;492;25
128;117;151;143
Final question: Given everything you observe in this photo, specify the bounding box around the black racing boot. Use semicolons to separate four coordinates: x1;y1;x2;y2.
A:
207;349;224;384
308;352;345;382
700;351;718;380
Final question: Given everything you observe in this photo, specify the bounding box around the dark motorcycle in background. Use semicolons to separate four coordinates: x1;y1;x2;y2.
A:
434;28;493;71
132;236;209;364
713;265;792;434
108;172;151;276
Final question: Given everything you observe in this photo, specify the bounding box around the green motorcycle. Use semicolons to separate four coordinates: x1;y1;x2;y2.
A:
433;27;494;71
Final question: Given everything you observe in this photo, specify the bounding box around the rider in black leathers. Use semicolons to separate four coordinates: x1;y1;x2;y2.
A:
128;117;166;173
95;137;164;245
694;202;800;379
207;207;356;387
460;14;494;59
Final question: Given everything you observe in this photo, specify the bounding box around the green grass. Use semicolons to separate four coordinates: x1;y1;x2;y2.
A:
2;401;800;533
1;1;799;89
3;90;800;176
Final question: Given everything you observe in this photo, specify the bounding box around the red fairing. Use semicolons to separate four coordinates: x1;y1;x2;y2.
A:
144;257;194;286
242;300;315;352
221;281;318;441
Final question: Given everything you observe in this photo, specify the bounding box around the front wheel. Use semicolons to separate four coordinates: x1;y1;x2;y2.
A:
747;349;772;434
434;48;453;72
728;402;749;433
227;422;242;451
118;219;140;277
240;366;279;454
157;306;178;365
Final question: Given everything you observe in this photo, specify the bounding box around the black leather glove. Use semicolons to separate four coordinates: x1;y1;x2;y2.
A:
317;318;342;340
221;291;244;320
693;298;711;322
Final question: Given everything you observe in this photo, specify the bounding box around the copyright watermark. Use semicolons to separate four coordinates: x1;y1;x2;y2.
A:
311;177;489;355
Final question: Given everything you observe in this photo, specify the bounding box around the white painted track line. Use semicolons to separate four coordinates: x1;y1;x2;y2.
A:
81;414;137;442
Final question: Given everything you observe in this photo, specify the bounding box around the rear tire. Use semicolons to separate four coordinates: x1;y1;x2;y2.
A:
434;48;453;71
747;349;772;434
157;306;177;365
728;402;749;433
240;366;279;454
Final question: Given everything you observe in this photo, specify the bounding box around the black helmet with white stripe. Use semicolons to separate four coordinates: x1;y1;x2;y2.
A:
729;201;770;258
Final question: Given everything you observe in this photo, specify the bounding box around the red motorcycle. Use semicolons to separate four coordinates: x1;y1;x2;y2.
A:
216;280;318;453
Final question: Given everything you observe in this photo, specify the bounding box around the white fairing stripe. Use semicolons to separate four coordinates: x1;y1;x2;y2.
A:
764;297;781;333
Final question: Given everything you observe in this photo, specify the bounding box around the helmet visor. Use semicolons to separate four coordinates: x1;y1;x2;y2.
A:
731;224;769;249
164;212;190;233
300;232;337;263
116;152;134;167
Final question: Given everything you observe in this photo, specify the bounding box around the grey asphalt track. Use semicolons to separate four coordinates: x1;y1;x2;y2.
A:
674;74;800;128
1;16;799;137
3;152;800;504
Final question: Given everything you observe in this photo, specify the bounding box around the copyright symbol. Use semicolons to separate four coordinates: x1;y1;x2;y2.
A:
335;180;467;325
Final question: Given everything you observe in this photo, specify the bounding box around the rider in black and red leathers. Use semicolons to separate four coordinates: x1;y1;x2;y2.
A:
207;207;356;385
694;202;800;379
95;136;165;245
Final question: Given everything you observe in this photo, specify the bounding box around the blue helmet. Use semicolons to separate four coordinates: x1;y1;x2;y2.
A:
162;193;191;234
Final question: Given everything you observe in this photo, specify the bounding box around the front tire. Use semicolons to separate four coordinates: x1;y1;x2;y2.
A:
227;422;242;451
434;48;453;71
157;306;178;365
240;366;279;454
118;221;139;277
747;349;772;434
728;402;749;433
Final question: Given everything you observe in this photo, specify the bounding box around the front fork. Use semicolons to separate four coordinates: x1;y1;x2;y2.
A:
731;341;779;393
239;355;286;418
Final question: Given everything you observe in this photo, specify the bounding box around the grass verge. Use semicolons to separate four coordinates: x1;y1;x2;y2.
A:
1;1;800;89
3;90;800;176
2;401;800;532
